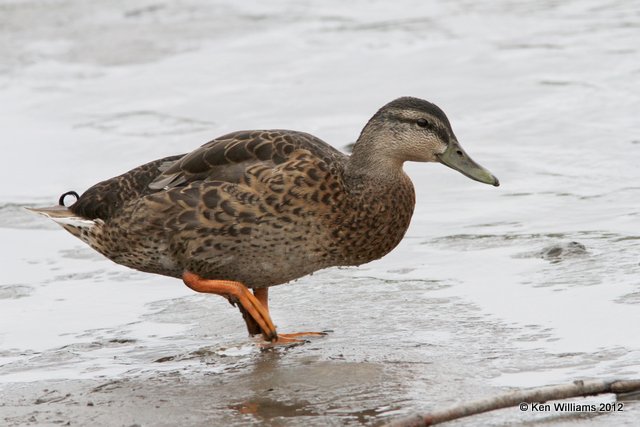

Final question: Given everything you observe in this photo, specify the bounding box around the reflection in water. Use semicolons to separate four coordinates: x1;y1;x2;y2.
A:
229;351;402;425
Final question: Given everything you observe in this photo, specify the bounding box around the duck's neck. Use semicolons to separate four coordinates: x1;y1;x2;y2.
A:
338;132;416;266
346;131;406;187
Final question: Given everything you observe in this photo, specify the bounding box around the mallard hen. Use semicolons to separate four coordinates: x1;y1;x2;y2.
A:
29;97;499;343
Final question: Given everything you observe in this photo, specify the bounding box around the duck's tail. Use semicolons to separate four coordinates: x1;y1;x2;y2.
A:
25;191;99;236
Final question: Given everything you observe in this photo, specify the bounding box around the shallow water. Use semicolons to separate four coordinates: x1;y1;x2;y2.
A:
1;0;639;425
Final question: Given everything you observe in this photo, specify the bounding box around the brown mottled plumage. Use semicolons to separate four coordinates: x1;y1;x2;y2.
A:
29;97;499;342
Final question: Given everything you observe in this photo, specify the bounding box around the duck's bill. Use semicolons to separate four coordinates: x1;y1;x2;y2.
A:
437;141;500;187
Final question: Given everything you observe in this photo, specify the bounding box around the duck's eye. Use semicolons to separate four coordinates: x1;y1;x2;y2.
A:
417;118;429;128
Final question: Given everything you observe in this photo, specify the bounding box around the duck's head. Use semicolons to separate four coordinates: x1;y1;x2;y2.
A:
354;96;499;186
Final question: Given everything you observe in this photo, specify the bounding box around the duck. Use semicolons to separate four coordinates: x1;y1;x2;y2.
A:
29;97;499;344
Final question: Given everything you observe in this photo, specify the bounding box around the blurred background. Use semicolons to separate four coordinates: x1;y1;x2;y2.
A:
1;1;639;425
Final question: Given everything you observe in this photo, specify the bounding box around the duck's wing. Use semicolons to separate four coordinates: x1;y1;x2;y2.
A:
148;130;346;191
138;130;349;267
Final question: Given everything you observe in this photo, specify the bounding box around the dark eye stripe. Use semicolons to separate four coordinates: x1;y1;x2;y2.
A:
394;115;450;142
417;118;449;142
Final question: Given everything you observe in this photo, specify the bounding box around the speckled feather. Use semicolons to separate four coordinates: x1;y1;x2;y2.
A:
64;127;415;288
38;96;492;290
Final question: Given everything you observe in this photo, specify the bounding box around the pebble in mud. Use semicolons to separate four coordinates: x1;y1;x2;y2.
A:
540;241;588;262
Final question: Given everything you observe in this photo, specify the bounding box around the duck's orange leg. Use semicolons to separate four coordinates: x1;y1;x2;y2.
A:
250;287;326;343
182;271;278;342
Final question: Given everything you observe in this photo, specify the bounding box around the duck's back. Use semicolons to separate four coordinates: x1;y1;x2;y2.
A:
71;130;346;221
70;154;184;220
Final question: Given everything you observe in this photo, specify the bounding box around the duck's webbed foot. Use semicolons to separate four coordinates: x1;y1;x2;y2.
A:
243;288;327;345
